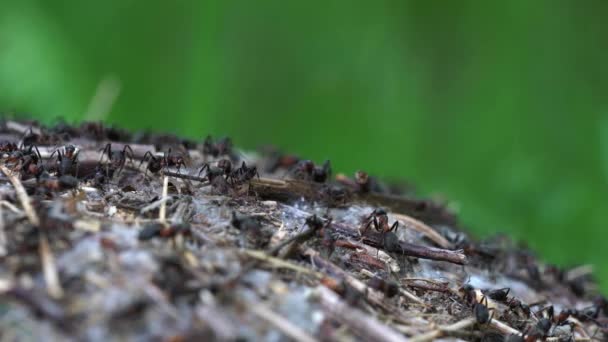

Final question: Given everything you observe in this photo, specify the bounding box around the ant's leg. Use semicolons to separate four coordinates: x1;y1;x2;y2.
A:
123;145;134;166
362;218;374;234
139;151;153;170
99;143;112;163
389;221;399;233
373;216;380;231
198;163;209;177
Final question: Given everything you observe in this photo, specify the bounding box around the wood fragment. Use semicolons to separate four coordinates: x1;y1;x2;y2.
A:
410;317;477;342
391;213;451;248
249;302;317;342
39;232;64;299
313;285;409;342
159;176;169;222
362;230;467;265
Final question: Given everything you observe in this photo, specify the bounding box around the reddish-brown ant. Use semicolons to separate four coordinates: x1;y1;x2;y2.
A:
0;141;18;155
50;145;79;177
6;145;45;179
362;208;399;235
138;222;191;241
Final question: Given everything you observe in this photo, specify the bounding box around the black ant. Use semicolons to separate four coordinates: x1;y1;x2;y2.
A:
229;161;259;185
198;160;231;182
483;287;510;302
291;159;332;183
473;295;494;325
202;135;235;160
139;151;163;175
534;305;554;338
140;148;188;176
50;145;79;177
312;160;331;183
98;143;134;179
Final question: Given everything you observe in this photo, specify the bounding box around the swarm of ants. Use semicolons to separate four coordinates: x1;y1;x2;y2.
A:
0;119;605;342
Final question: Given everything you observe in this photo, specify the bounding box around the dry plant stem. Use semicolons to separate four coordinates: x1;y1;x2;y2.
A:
159;176;168;222
39;232;64;299
196;305;240;341
362;231;467;265
314;285;408;342
410;317;477;342
249;302;318;342
391;213;451;248
1;165;40;226
242;249;323;277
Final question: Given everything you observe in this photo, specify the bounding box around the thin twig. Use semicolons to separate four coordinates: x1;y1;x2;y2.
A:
313;285;408;342
241;249;323;277
159;176;168;222
0;165;40;226
249;302;317;342
39;232;64;299
410;317;477;342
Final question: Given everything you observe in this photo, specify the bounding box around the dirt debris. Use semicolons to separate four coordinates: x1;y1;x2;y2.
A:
0;119;605;341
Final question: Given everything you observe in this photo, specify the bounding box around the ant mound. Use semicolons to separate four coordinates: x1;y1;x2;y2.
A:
0;120;604;341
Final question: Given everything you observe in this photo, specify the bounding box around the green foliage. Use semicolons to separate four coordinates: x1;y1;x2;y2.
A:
2;1;608;289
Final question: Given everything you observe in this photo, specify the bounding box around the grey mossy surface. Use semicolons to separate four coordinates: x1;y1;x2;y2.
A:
0;120;604;341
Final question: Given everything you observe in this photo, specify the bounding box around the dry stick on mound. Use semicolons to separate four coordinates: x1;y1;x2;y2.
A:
249;302;317;342
361;230;467;265
313;285;409;342
0;165;63;298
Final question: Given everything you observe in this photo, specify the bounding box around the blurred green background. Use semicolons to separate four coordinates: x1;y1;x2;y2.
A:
2;1;607;289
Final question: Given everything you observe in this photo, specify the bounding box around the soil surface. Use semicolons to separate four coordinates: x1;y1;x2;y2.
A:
0;120;604;341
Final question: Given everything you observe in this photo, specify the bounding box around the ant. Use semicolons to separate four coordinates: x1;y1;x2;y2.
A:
6;145;45;179
291;159;332;183
483;287;510;302
138;222;191;241
533;305;554;338
38;172;79;192
0;141;18;155
140;148;188;176
507;297;532;319
202;135;235;160
50;145;79;177
98;143;134;179
229;161;259;185
473;295;494;325
362;208;399;235
198;159;232;182
163;148;188;172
